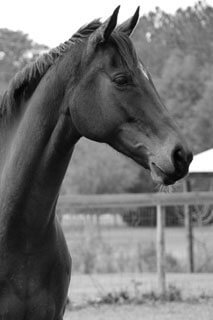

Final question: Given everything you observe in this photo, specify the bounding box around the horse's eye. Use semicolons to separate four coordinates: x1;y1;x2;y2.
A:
113;75;131;86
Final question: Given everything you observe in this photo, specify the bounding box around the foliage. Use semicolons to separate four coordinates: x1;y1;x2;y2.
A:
133;1;213;74
0;28;48;94
86;284;183;306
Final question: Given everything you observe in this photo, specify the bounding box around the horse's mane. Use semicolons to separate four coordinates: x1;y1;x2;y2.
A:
0;19;101;119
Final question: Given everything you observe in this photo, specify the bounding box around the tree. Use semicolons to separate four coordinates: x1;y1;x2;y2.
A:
133;2;213;74
0;29;48;94
192;78;213;152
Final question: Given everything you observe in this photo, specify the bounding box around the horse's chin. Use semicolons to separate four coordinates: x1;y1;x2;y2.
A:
129;155;175;186
149;162;182;186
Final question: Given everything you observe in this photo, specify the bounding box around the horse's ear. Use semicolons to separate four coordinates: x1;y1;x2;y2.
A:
89;6;120;46
117;7;140;36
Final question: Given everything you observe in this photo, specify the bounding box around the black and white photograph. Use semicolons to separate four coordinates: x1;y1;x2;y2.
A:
0;0;213;319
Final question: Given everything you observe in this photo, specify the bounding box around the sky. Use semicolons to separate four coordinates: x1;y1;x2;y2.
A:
0;0;212;48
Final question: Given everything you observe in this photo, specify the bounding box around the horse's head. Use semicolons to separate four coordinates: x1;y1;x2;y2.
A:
68;7;193;186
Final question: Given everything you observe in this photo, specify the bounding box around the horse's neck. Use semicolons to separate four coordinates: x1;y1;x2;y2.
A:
0;71;79;240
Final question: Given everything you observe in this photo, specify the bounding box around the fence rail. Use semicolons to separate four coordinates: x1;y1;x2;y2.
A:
58;191;213;210
58;191;213;296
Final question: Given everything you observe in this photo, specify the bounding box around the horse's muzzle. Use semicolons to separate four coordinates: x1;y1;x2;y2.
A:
150;146;193;186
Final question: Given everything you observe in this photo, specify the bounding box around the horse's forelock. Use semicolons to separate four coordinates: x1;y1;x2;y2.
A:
110;32;138;71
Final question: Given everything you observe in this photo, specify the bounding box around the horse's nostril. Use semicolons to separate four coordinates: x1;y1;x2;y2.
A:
172;145;193;172
172;145;189;170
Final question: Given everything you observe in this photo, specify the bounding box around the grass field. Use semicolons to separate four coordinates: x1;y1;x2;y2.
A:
62;219;213;272
68;273;213;304
61;220;213;319
62;219;213;259
64;273;213;320
64;302;213;320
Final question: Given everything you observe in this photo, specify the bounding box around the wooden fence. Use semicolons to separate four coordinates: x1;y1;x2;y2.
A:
58;191;213;296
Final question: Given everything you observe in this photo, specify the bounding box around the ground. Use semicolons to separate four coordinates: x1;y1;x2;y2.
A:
61;221;213;319
68;273;213;304
64;273;213;320
64;302;213;320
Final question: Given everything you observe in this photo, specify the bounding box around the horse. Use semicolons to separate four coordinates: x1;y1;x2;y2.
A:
0;6;192;319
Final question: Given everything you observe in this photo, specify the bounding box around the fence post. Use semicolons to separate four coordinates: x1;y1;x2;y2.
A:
183;179;194;273
156;205;166;296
